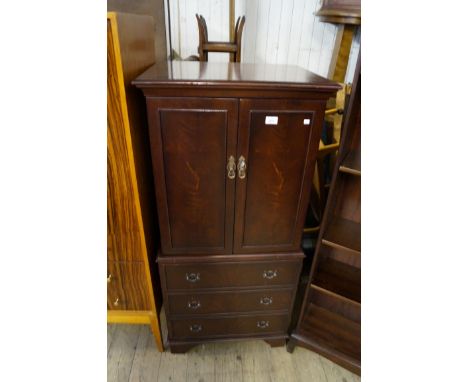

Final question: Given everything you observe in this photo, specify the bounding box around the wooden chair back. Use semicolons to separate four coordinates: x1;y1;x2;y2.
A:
195;14;245;62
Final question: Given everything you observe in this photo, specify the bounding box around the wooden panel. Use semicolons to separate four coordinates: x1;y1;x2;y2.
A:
309;286;360;323
163;259;302;291
107;17;145;263
107;0;167;62
107;13;163;352
146;98;238;254
107;261;151;311
322;216;361;253
298;304;360;368
313;258;361;303
331;175;361;223
234;99;325;253
166;288;295;316
170;313;289;339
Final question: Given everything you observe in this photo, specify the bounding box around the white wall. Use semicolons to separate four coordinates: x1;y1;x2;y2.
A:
167;0;360;83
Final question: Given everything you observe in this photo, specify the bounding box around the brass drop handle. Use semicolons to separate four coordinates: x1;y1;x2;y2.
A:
260;296;273;305
187;300;201;310
263;270;278;280
257;320;270;329
113;297;119;306
238;155;247;179
107;274;112;283
186;272;200;283
227;155;236;179
190;324;202;333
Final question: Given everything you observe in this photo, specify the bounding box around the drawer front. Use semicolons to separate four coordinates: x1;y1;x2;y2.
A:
170;313;289;340
107;261;150;311
164;260;301;290
167;288;294;316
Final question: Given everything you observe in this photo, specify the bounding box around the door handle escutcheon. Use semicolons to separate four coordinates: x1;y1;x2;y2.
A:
238;156;247;179
227;155;236;179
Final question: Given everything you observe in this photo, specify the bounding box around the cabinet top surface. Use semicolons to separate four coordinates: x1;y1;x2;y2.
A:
132;61;341;93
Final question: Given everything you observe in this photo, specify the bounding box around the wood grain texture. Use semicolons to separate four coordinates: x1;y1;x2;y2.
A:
107;17;144;263
108;324;360;382
133;61;341;96
107;0;168;61
107;12;163;351
107;262;150;310
166;288;295;316
162;258;302;291
234;99;325;253
146;97;238;255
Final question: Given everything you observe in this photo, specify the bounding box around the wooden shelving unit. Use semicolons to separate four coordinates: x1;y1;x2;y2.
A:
288;51;361;375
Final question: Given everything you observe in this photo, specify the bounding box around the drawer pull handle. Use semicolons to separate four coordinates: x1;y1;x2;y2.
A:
113;297;119;306
190;324;202;333
260;297;273;305
238;155;247;179
257;320;270;329
186;272;200;283
227;155;236;179
263;270;278;280
187;300;201;310
107;274;112;283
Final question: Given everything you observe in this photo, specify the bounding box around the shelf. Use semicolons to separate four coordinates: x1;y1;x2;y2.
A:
299;303;360;364
313;258;361;303
322;216;360;254
339;149;361;176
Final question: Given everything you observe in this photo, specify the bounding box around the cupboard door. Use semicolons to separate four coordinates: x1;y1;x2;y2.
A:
234;99;324;253
147;98;238;254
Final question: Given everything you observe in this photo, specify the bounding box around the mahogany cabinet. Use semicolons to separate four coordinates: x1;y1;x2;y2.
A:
133;61;340;352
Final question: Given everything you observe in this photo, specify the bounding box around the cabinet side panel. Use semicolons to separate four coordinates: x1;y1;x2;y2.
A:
107;18;146;265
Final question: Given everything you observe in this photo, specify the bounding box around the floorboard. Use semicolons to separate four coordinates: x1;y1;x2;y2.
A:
108;324;361;382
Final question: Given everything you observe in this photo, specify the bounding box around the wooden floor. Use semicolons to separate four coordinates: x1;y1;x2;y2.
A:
108;323;360;382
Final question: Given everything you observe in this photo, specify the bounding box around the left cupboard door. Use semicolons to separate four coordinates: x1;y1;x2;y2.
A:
146;98;238;255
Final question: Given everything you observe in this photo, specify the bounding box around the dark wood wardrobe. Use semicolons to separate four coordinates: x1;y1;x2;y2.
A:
133;61;340;353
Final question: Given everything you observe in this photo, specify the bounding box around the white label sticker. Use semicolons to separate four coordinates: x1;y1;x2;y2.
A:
265;116;278;125
304;119;310;125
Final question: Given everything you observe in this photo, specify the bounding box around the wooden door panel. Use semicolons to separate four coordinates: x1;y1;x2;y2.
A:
234;99;325;253
147;98;238;254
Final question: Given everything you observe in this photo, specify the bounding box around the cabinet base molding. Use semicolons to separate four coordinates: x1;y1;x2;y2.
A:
168;334;288;353
107;310;163;352
287;332;360;376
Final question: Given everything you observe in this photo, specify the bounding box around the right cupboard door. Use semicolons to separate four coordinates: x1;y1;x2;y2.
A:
233;99;325;254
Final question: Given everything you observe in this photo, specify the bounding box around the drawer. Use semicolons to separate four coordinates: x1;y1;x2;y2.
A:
170;313;289;340
167;288;294;316
107;261;150;311
163;260;301;290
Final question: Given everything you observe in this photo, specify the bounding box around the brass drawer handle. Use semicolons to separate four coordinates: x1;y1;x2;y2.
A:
107;274;112;283
113;297;119;306
227;155;236;179
257;320;270;329
187;300;201;310
238;155;247;179
263;270;278;280
186;272;200;283
189;324;202;333
260;296;273;305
